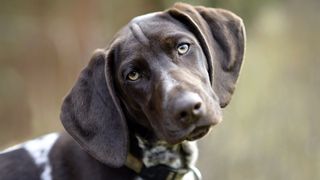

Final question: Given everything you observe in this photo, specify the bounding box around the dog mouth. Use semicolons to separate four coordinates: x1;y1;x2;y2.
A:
186;125;211;141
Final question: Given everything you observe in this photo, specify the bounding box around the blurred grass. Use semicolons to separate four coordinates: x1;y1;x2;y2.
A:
0;0;319;179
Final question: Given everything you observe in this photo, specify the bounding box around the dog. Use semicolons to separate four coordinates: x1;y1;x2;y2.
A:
0;3;245;180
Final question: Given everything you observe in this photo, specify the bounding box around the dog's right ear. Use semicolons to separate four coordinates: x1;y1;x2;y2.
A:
60;48;128;167
169;3;246;108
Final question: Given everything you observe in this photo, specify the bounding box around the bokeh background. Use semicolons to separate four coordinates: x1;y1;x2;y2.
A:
0;0;319;179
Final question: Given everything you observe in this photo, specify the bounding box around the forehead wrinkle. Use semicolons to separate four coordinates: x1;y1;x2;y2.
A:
130;23;149;47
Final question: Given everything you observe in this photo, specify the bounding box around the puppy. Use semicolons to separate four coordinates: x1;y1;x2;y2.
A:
0;3;245;180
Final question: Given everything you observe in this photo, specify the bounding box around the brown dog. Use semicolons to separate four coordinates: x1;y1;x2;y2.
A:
0;3;245;180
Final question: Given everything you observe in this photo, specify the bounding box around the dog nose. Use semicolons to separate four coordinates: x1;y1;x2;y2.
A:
174;92;204;123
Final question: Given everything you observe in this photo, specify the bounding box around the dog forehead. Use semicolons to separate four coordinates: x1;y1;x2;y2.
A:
129;11;187;37
116;11;194;62
131;12;161;23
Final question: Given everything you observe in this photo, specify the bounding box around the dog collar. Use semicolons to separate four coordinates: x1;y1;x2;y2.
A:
125;153;202;180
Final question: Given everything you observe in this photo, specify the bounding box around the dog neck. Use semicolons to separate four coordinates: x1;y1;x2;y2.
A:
136;135;185;169
126;132;201;180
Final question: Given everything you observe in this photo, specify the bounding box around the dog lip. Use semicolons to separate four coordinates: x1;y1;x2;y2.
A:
164;118;217;144
186;125;211;141
165;126;195;144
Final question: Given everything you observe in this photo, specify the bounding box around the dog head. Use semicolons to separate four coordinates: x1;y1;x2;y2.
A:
60;3;245;167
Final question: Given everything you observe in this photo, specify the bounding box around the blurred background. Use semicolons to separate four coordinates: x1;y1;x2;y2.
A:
0;0;319;179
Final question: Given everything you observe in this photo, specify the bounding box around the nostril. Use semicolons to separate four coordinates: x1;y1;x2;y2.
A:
179;111;188;119
194;102;201;110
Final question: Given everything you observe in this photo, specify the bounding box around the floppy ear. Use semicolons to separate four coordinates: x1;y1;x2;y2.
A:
169;3;246;107
60;48;128;167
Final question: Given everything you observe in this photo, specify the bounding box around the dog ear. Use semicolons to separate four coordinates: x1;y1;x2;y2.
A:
169;3;246;107
60;48;128;167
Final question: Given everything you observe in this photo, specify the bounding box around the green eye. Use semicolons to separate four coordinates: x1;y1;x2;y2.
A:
127;71;141;81
177;43;190;55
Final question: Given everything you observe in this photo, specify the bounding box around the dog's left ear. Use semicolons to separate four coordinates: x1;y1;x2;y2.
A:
60;48;128;167
169;3;246;107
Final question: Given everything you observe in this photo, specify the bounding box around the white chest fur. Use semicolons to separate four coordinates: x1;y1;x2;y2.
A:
1;133;59;180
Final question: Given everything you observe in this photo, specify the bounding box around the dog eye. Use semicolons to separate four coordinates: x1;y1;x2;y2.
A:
127;71;141;81
177;43;190;55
